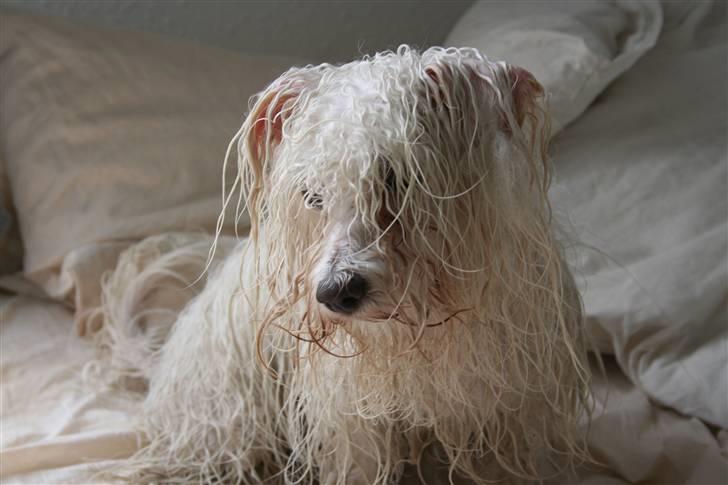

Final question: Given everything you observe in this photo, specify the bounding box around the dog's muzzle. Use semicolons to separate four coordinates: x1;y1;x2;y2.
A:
316;273;369;315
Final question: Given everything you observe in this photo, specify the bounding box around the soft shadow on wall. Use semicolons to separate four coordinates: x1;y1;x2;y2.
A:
0;0;475;62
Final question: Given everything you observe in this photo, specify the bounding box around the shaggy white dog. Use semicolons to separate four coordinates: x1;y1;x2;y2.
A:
97;46;590;484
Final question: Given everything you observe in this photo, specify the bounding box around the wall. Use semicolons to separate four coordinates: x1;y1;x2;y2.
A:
1;0;474;62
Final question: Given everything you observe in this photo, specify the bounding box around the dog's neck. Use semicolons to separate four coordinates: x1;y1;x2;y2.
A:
290;317;494;424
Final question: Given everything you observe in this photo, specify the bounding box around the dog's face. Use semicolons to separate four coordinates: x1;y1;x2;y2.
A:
238;47;550;337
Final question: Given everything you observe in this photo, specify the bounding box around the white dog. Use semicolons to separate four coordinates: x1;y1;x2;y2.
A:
98;46;591;484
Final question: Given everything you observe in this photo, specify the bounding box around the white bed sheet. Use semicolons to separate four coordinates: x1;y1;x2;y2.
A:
550;0;727;430
0;295;138;482
2;294;726;483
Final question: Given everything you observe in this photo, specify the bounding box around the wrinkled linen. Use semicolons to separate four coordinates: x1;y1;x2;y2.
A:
0;295;139;482
445;0;663;132
0;12;302;322
550;0;727;429
2;295;725;484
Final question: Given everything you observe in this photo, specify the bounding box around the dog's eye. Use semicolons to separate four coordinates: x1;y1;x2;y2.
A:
385;167;397;193
301;189;323;210
385;165;409;196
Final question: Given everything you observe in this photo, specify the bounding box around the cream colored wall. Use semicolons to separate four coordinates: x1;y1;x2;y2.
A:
1;0;474;62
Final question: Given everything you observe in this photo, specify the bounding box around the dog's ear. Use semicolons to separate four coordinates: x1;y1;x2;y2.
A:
503;65;544;132
245;76;307;167
236;71;311;240
421;51;551;201
423;55;544;136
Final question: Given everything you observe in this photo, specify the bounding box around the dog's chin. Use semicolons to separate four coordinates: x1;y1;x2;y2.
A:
317;301;456;329
316;300;397;325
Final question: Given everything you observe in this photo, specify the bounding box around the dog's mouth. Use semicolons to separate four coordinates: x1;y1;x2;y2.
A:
317;295;391;323
273;299;471;360
319;300;467;329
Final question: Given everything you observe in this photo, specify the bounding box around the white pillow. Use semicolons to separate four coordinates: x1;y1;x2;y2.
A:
550;2;727;428
0;12;302;309
445;0;663;131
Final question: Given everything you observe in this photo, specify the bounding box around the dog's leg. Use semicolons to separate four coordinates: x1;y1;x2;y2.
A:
95;233;235;389
316;423;394;485
118;240;290;482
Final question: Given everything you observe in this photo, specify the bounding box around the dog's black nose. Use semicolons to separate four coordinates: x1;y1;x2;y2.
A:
316;273;368;314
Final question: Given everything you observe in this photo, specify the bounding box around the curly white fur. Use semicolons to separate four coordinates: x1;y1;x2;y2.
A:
100;46;591;484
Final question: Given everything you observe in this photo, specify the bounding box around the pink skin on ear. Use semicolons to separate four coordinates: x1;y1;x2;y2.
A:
424;62;543;135
251;91;296;150
507;66;544;128
424;65;453;114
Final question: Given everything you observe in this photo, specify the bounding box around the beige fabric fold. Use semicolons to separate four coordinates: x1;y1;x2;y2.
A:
3;296;726;484
0;12;303;320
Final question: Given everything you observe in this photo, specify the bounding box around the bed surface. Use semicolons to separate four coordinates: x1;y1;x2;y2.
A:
1;1;727;483
0;295;138;482
2;294;726;483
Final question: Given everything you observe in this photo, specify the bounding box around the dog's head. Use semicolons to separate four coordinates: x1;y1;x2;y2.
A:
235;47;559;335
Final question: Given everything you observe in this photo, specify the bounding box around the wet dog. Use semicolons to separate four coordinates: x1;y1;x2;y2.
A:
103;46;590;484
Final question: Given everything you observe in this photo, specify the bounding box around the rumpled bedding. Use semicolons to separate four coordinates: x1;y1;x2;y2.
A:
445;0;664;132
0;11;302;335
1;1;727;483
2;295;726;483
0;295;138;482
551;0;727;430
